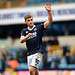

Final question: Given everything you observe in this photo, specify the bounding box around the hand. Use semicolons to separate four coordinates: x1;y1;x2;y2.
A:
45;3;51;12
27;33;33;37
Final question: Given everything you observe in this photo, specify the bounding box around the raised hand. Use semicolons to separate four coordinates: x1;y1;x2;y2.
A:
45;3;51;12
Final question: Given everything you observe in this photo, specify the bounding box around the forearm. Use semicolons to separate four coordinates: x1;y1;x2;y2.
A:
44;11;52;28
20;37;26;43
47;10;52;24
20;35;29;43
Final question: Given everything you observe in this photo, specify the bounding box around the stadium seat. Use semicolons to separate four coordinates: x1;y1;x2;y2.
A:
17;63;28;70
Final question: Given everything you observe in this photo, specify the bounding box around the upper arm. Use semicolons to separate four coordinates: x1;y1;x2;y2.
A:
21;29;26;36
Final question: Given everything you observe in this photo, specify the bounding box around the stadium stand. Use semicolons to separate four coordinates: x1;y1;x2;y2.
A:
0;0;75;8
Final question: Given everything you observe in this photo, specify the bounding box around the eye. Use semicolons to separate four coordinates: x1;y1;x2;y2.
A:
27;20;30;21
27;19;33;21
31;19;33;21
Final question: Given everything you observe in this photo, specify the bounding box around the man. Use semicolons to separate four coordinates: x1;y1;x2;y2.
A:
20;4;52;75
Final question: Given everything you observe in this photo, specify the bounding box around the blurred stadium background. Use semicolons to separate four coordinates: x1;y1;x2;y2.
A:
0;0;75;75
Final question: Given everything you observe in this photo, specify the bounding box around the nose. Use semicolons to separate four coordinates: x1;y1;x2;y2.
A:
30;20;33;24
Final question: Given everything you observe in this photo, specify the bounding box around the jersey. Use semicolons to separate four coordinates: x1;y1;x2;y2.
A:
21;23;45;56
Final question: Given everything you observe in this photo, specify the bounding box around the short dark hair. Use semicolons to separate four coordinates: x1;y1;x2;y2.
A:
24;15;32;21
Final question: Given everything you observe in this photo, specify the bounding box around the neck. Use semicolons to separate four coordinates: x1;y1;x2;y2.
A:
29;26;34;28
28;25;35;30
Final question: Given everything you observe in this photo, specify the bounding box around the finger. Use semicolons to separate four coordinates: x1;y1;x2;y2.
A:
46;2;51;6
45;3;51;8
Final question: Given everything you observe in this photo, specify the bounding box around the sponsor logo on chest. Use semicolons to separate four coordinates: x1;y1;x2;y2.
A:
28;28;37;40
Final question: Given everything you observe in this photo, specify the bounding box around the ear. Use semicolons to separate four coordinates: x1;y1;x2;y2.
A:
25;22;26;24
24;20;27;24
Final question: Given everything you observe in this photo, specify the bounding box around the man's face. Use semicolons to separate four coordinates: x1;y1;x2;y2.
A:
25;17;34;27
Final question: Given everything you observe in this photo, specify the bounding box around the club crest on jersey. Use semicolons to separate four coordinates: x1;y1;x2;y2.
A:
26;31;28;34
28;32;37;40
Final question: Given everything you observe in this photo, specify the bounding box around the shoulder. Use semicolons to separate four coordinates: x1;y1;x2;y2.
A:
21;28;28;36
21;28;28;32
36;22;44;28
36;23;45;31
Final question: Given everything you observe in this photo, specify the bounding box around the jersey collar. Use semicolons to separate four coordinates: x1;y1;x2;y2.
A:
28;25;36;31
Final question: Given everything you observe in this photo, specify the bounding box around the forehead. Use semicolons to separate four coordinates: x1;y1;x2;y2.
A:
26;17;33;21
27;17;32;19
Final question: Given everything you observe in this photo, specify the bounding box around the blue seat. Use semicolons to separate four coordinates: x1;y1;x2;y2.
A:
68;65;75;69
59;57;68;69
17;63;28;70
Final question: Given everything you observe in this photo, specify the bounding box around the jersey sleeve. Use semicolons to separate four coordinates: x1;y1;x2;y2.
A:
21;29;26;36
40;23;45;31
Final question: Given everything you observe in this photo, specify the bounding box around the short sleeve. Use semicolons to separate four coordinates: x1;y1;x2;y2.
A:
39;23;45;31
21;29;26;36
